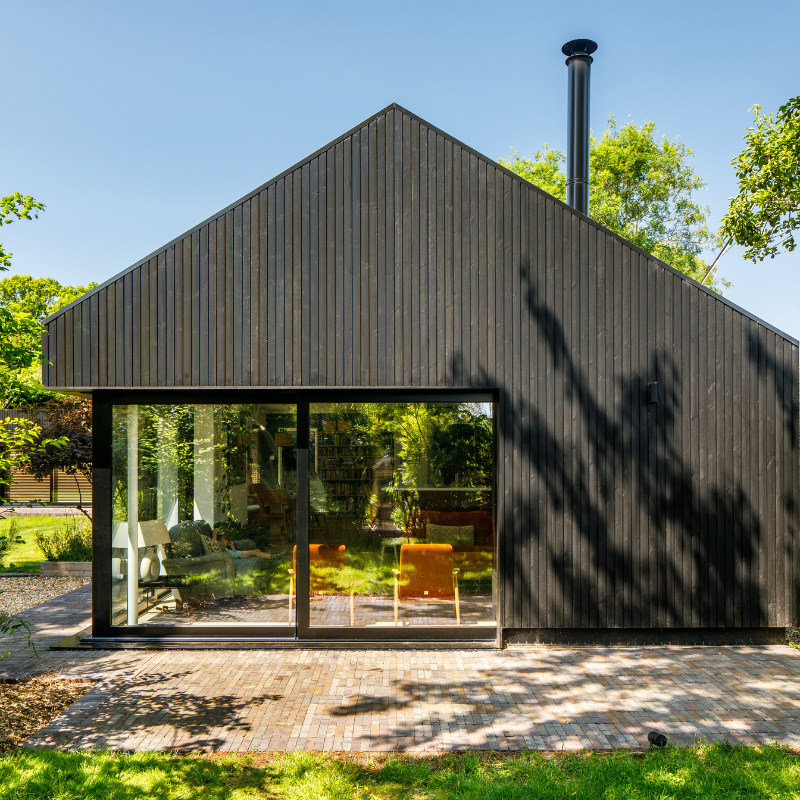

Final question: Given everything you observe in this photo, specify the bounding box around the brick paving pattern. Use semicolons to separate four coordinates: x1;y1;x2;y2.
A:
2;585;798;753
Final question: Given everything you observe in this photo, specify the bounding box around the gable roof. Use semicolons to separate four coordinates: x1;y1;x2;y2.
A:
42;102;799;391
45;102;796;346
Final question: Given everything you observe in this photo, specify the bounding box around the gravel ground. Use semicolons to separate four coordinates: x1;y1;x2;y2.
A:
0;577;91;616
0;673;95;751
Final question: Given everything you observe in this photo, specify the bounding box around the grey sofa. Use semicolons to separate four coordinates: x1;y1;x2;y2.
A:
159;519;272;603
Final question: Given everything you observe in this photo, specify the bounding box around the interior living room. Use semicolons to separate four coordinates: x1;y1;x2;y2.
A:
110;400;497;633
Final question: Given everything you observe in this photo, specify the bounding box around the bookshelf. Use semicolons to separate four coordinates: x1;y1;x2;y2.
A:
316;426;376;517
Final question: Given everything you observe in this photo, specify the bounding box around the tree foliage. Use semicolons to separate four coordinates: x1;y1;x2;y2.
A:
0;312;42;373
0;194;48;373
0;415;66;518
0;274;99;322
0;418;54;485
112;404;265;524
501;116;728;290
20;397;92;514
0;190;91;510
0;193;44;272
0;190;98;407
0;274;98;407
358;402;492;488
0;191;47;404
502;144;566;199
720;97;800;262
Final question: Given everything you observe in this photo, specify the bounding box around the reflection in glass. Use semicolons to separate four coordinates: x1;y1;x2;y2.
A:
111;403;297;627
308;402;496;628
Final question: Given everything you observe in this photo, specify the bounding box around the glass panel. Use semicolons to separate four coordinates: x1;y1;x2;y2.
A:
308;402;496;628
111;403;296;628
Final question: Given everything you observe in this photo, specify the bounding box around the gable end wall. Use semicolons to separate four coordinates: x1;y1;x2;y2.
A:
43;106;799;629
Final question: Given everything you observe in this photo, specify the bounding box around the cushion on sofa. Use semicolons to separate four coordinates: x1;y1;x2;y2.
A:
419;510;494;547
200;534;225;555
168;522;204;559
425;523;474;545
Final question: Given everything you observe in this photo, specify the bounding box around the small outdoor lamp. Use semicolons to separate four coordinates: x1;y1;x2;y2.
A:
648;730;668;749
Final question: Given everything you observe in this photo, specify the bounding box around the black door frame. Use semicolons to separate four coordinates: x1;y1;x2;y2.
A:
92;388;499;643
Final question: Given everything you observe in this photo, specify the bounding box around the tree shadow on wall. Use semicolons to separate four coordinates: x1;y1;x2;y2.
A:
448;258;795;630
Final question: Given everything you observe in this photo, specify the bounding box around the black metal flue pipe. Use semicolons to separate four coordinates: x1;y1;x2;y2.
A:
562;39;597;216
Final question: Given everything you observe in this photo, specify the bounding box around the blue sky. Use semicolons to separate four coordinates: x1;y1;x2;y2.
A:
3;0;799;338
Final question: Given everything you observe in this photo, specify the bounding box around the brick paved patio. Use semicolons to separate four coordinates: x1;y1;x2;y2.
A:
2;584;799;753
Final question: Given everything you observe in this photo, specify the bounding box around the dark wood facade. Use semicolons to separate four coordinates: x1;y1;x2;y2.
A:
43;103;799;633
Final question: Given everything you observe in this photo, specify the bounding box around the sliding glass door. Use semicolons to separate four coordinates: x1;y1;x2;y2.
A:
305;400;497;635
109;402;298;635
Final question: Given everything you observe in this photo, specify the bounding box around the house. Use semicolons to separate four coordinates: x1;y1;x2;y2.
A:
42;102;799;645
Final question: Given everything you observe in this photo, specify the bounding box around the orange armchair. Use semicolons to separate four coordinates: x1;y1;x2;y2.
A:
392;543;460;626
288;544;353;624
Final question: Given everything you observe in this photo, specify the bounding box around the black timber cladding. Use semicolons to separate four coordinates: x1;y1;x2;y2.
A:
44;103;799;629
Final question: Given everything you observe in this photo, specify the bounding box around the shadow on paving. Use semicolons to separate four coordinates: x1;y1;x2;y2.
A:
16;639;800;752
7;615;795;752
31;668;289;753
325;647;800;751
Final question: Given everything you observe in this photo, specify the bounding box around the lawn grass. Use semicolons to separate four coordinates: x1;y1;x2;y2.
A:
1;744;798;799
0;516;66;573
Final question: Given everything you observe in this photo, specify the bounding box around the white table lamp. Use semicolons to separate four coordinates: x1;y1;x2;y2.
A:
112;519;172;582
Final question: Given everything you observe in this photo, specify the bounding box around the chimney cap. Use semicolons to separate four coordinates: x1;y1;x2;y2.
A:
562;39;598;59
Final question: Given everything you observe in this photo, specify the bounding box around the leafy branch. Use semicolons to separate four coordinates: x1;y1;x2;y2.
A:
0;192;45;272
0;592;38;660
0;417;67;520
720;97;800;262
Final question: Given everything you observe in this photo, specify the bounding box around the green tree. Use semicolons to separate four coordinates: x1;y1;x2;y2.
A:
0;300;52;407
20;397;92;517
0;274;99;321
0;193;99;407
358;402;493;532
0;271;98;407
0;194;46;380
501;116;728;290
0;415;66;517
720;97;800;262
504;144;566;199
0;274;99;405
0;275;61;320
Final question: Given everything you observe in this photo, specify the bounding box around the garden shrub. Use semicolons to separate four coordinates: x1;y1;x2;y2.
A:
0;518;23;567
35;517;92;561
